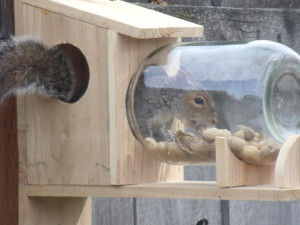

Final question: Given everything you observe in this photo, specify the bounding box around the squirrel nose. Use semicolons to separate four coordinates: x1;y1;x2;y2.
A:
211;117;218;124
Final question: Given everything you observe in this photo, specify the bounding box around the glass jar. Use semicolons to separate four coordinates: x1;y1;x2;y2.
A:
126;40;300;164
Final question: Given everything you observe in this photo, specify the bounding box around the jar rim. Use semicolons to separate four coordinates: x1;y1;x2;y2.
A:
264;57;300;143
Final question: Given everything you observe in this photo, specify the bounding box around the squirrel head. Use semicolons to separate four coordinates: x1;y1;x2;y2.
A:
179;90;218;128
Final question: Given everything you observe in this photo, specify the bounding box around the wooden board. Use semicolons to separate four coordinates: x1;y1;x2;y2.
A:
22;0;203;39
18;96;93;225
136;198;221;225
92;198;134;225
18;96;28;225
229;200;300;225
0;97;18;225
25;182;300;201
108;31;183;184
27;197;91;225
216;137;275;188
22;4;111;185
275;135;300;188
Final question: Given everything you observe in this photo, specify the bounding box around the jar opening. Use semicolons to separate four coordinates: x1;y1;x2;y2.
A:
265;62;300;143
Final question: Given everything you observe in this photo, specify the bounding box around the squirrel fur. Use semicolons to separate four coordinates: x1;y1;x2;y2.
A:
0;36;89;103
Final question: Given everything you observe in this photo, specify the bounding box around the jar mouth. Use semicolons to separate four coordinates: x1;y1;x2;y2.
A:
264;60;300;143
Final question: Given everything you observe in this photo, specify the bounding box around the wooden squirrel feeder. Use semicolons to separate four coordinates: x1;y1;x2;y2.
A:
13;0;300;224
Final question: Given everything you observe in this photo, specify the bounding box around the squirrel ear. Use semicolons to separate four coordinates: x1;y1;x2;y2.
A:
53;43;90;103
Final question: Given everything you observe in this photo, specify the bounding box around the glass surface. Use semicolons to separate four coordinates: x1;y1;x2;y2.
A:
126;40;300;164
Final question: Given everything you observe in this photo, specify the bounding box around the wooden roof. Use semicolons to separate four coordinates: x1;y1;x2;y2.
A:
23;0;204;39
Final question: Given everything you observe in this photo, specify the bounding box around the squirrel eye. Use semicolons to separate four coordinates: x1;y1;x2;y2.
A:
194;97;204;105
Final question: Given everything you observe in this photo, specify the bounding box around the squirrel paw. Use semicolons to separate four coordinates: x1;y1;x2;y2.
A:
165;129;176;142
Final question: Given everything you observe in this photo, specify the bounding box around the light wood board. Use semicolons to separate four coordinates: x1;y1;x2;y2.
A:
22;4;111;185
27;197;91;225
108;31;183;184
14;0;23;35
216;137;275;188
26;182;300;201
275;135;300;188
22;0;203;39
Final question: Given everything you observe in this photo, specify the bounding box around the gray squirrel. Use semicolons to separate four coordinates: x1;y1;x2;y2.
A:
0;36;89;103
130;65;218;142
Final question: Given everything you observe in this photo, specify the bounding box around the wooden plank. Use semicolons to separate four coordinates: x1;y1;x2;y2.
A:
0;97;18;225
17;95;31;224
18;97;93;225
22;0;203;39
229;200;300;225
17;95;28;225
134;156;220;225
136;198;221;225
136;166;221;225
275;135;300;188
109;32;183;184
25;182;300;201
0;1;18;225
13;0;24;35
216;137;274;188
22;5;111;185
92;198;134;225
27;197;91;225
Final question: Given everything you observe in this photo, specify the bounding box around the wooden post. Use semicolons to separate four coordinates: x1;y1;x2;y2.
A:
0;0;18;224
216;135;300;189
275;135;300;188
216;137;275;188
0;96;18;225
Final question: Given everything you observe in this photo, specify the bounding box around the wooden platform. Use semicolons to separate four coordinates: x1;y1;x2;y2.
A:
26;182;300;201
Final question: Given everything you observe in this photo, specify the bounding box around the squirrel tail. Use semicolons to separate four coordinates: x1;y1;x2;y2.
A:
0;36;89;103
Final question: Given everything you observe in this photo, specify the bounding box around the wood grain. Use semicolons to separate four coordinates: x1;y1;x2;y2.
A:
22;0;203;39
92;198;134;225
0;1;19;225
27;197;91;225
275;135;300;188
109;31;183;184
0;96;18;225
229;200;300;225
17;96;29;224
216;137;274;188
22;5;111;185
25;182;300;201
136;198;221;225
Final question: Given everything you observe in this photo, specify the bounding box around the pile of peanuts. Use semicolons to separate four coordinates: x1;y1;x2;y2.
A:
143;125;281;165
